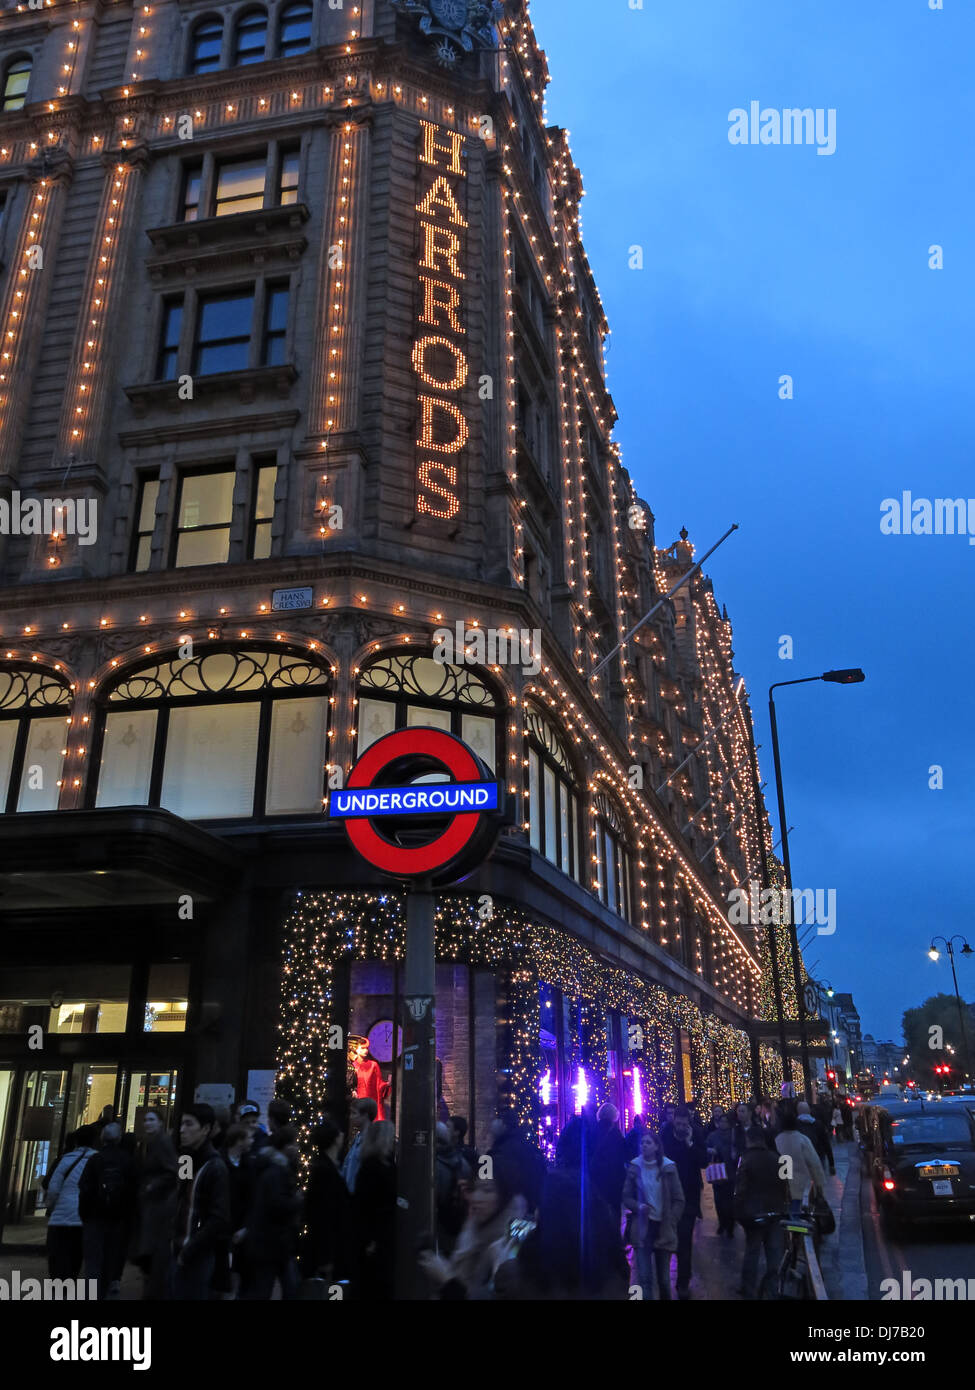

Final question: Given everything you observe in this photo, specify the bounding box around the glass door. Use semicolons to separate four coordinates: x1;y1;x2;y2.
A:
120;1068;180;1138
5;1068;69;1244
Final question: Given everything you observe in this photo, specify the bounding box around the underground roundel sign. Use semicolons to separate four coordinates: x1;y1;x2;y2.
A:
329;727;503;886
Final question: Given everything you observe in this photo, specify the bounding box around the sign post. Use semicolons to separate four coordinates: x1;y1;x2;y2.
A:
328;727;504;1298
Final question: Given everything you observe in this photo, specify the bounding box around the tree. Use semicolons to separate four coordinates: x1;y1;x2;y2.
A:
902;993;975;1087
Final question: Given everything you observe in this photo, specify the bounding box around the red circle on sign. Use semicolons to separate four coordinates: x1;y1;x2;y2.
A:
344;727;484;877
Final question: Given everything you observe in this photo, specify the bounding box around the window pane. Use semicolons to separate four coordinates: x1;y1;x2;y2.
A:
215;158;266;215
190;21;222;74
279;150;300;204
145;964;190;1033
179;471;234;529
528;749;540;851
96;709;157;807
407;704;450;732
559;780;570;871
17;717;66;811
137;478;159;533
197;293;253;347
279;3;312;55
604;828;616;911
254;464;276;519
356;698;395;755
571;791;581;882
251;521;271;560
0;721;17;806
161;702;259;818
543;765;557;863
235;10;268;62
134;535;152;572
175;527;230;568
265;697;327;814
461;713;495;772
182;170;201;221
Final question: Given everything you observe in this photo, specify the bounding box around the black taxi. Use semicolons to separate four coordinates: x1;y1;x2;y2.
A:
864;1097;975;1227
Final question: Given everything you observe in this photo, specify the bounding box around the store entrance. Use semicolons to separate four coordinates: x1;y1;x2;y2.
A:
0;1062;179;1247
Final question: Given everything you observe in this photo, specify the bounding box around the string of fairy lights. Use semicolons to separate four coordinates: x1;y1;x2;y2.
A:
276;890;755;1136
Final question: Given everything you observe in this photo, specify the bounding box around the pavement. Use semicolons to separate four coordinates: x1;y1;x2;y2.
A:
632;1139;868;1301
2;1142;870;1302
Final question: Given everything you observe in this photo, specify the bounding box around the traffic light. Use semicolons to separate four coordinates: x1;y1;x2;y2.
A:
826;1070;836;1088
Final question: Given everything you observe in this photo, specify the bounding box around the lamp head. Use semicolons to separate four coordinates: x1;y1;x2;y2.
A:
822;668;865;685
928;947;940;962
961;943;973;957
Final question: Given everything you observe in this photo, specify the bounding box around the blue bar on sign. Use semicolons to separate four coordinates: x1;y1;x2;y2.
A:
330;782;499;819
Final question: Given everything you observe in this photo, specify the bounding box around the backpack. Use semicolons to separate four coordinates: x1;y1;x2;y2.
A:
96;1161;127;1218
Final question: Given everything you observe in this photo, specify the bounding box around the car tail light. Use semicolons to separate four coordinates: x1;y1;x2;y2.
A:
883;1167;896;1191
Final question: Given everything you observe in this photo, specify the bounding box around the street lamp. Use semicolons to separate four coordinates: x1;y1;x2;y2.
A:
768;669;865;1101
928;935;974;1086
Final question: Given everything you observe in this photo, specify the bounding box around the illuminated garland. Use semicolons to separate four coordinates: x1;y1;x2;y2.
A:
276;889;755;1138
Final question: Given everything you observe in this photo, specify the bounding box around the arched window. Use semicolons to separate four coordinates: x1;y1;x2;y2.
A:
0;666;71;813
593;790;633;922
2;56;31;111
525;706;581;882
234;8;268;65
188;17;223;75
278;1;313;57
93;647;330;820
355;653;497;770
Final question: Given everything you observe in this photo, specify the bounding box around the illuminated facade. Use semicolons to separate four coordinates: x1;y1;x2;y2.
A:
0;0;775;1241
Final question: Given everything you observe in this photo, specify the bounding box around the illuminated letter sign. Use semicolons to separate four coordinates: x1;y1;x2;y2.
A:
328;727;503;885
413;121;470;521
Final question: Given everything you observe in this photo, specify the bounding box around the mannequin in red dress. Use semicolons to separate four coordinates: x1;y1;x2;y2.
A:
352;1040;390;1121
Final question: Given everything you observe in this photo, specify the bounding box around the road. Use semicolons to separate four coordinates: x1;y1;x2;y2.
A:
860;1158;975;1299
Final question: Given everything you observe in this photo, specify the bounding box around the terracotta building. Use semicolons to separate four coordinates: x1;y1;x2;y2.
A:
0;0;774;1245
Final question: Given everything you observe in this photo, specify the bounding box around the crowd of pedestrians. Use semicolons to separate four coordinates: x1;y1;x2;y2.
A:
39;1089;839;1301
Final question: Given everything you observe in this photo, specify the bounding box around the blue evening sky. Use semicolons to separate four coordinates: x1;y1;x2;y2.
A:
532;0;973;1043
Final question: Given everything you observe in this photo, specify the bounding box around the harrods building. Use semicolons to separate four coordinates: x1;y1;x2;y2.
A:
0;0;776;1247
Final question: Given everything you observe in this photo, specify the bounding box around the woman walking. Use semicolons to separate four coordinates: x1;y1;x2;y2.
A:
622;1131;684;1300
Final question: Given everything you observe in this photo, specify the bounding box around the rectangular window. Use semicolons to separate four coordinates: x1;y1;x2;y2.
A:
250;461;277;559
261;283;289;366
156;300;183;380
461;714;495;772
0;967;131;1034
0;721;18;808
265;696;328;814
528;749;540;852
131;475;160;572
543;764;557;863
193;290;254;375
356;698;396;755
181;166;202;222
174;469;235;568
214;156;266;216
604;828;616;913
279;149;300;205
571;791;581;883
407;704;450;732
96;709;158;807
559;781;570;872
161;701;260;818
144;963;190;1033
17;717;66;812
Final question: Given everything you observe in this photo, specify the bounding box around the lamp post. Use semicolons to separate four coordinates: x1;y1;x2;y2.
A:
928;935;974;1087
768;669;865;1103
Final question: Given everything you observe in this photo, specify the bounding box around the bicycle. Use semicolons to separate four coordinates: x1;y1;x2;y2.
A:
758;1207;817;1300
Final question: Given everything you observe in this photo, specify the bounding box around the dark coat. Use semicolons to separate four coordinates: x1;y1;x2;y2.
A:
622;1156;685;1250
78;1145;138;1224
244;1147;302;1264
304;1153;356;1282
591;1121;627;1211
488;1131;546;1209
733;1147;790;1224
354;1155;396;1300
174;1142;230;1265
134;1133;178;1261
661;1132;709;1218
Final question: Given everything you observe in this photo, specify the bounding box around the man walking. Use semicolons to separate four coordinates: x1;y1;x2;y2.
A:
78;1122;137;1299
170;1103;230;1300
661;1107;708;1299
